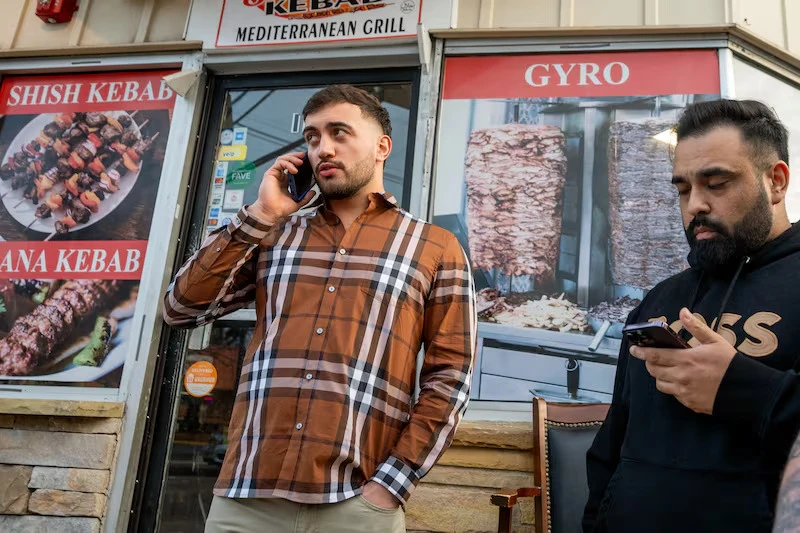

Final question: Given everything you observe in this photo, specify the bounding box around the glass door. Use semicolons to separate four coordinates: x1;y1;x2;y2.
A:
129;68;419;533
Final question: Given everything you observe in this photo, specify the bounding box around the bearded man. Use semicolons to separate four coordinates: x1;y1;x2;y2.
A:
582;99;800;533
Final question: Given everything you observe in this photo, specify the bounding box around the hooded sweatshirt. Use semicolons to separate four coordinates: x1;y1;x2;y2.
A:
583;223;800;533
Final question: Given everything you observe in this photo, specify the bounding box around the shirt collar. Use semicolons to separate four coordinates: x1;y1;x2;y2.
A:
314;191;400;225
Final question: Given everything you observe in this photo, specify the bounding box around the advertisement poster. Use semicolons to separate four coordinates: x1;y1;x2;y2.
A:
216;0;422;47
0;70;176;387
434;50;721;400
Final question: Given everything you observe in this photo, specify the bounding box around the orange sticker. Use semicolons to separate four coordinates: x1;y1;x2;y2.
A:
184;361;218;397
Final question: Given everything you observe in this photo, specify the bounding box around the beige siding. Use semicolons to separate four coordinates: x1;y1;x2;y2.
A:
79;1;145;46
737;0;787;49
148;0;191;42
455;0;730;28
572;0;645;27
656;0;726;25
788;0;800;54
2;0;189;50
0;1;27;49
452;0;799;58
488;0;560;28
12;0;75;50
457;0;482;28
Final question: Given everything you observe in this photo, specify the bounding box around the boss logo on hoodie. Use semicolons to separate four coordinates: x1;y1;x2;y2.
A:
648;312;780;358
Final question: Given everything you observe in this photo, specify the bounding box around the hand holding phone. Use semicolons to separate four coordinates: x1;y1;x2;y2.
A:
623;321;689;349
286;153;316;203
248;151;316;225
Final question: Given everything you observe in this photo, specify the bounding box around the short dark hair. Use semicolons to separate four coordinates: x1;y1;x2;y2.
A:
675;99;789;169
302;84;392;137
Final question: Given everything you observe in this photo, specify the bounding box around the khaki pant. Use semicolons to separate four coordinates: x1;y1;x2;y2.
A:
204;494;406;533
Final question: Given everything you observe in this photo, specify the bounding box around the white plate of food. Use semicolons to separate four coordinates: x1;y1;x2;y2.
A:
0;280;137;383
0;111;145;235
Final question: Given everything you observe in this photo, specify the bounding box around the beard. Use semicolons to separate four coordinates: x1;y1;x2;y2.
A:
315;156;376;200
685;185;773;271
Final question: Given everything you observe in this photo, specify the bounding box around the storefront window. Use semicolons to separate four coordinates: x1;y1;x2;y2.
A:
732;57;800;220
157;323;251;533
204;83;413;235
433;50;720;402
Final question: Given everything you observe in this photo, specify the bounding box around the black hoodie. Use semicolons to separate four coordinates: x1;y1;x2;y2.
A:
583;223;800;533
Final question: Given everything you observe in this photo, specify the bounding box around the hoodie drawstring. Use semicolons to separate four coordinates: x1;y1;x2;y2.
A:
683;255;750;338
711;256;750;332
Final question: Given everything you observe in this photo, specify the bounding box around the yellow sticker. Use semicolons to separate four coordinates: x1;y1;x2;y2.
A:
217;145;247;161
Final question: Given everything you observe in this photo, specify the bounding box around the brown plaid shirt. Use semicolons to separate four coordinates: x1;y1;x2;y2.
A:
163;192;476;504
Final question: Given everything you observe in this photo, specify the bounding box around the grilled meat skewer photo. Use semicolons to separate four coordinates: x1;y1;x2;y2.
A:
0;280;120;376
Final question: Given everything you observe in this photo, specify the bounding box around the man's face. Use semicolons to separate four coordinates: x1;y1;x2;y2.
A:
671;125;774;270
302;102;388;200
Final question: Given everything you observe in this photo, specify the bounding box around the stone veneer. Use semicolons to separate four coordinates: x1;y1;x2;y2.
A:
0;400;123;533
0;402;534;532
405;420;537;533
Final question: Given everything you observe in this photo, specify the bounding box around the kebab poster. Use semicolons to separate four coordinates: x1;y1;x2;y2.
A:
434;50;720;339
0;70;176;385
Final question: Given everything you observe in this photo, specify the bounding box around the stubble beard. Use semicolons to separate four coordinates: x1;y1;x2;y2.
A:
316;156;377;201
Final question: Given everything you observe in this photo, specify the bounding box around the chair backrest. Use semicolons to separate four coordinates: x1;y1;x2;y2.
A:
532;398;610;533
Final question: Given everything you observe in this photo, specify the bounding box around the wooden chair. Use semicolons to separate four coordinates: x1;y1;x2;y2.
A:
491;398;610;533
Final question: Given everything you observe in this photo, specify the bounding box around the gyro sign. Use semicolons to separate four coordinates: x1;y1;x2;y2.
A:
443;50;720;99
524;61;630;88
0;69;176;386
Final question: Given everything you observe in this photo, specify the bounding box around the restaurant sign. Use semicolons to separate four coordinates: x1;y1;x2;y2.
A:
216;0;422;47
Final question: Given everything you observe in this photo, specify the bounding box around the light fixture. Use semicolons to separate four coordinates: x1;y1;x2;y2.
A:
652;129;677;147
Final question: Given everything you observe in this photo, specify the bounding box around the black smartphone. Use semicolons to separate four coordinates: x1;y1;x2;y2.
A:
622;321;689;349
287;153;316;202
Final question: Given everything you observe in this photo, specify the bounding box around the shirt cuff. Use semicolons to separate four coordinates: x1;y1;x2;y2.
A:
370;455;419;505
227;205;273;245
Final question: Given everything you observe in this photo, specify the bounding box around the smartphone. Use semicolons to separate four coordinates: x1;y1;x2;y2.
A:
287;153;316;202
622;321;689;349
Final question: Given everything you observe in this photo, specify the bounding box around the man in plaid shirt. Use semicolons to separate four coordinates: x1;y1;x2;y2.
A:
164;85;477;532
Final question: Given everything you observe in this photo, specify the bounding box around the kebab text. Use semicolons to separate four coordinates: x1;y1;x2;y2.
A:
6;80;174;108
0;241;147;280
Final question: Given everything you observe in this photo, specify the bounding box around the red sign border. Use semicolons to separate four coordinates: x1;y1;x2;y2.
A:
214;0;424;48
0;69;179;115
441;49;721;100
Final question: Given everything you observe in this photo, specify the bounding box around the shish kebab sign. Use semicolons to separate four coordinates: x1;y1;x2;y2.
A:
0;69;176;384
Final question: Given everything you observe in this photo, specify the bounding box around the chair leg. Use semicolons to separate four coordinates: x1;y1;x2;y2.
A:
498;506;512;533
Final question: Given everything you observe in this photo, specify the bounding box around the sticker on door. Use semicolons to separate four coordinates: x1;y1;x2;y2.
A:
184;361;218;397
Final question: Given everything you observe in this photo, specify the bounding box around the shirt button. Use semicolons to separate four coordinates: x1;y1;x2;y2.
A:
305;373;313;380
215;247;221;252
328;286;335;293
339;248;346;255
316;327;323;335
296;423;303;430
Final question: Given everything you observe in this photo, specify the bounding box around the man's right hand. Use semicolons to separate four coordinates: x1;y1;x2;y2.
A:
247;151;316;225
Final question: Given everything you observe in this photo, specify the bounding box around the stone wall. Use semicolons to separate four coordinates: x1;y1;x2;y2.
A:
0;401;124;533
406;421;536;533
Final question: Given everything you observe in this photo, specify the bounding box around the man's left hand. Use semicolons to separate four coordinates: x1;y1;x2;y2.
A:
629;307;737;415
361;481;400;510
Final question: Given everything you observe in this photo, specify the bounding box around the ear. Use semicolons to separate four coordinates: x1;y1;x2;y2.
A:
376;134;392;164
767;160;790;204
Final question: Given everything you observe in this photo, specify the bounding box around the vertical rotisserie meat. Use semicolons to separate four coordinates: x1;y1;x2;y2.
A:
464;124;567;287
608;120;689;290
